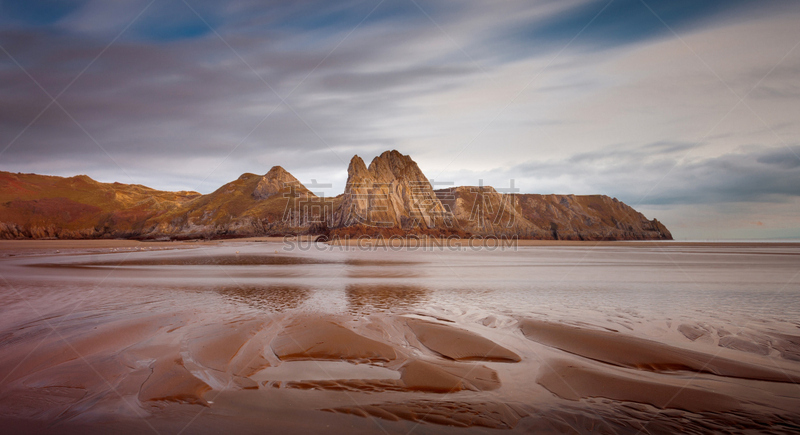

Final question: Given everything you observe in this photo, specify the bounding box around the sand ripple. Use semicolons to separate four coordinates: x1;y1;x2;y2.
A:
325;400;528;430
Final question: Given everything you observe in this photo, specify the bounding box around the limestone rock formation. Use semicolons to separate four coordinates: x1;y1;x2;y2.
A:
433;187;670;240
435;186;545;238
0;151;672;240
333;150;452;231
517;194;672;240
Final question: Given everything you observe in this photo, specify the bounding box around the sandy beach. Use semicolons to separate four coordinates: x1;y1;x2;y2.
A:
6;0;799;432
1;240;799;433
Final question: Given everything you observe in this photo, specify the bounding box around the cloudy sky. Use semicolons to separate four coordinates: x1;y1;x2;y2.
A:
1;0;799;239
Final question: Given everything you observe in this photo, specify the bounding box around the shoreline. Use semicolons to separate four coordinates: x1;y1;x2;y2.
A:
2;237;799;252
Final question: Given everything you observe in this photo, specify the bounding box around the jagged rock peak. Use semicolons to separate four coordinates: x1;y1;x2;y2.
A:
335;150;452;230
253;165;312;200
346;155;370;183
367;149;426;183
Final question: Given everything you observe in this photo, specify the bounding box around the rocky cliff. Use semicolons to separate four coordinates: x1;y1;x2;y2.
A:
333;151;451;231
516;194;671;240
435;186;545;238
433;186;671;241
0;151;671;240
139;167;331;239
0;171;200;239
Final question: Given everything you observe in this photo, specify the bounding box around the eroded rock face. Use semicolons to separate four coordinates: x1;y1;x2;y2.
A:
435;187;672;241
142;170;324;239
435;186;545;238
333;150;452;231
253;166;313;200
517;194;672;240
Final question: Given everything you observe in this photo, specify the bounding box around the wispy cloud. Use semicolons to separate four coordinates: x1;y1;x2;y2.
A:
1;0;799;238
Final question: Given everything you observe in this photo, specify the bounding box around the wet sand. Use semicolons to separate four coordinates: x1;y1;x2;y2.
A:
1;241;800;433
3;237;798;253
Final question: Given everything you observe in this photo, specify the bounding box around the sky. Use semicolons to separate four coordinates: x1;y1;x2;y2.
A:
1;0;799;239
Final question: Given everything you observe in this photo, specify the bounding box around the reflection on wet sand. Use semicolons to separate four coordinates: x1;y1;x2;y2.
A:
343;259;421;267
33;254;334;268
345;284;428;313
217;285;310;312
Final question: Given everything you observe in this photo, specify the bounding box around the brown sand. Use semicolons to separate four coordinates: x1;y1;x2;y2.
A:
3;310;800;433
185;320;271;376
0;315;164;385
325;237;800;248
0;239;212;258
520;318;800;383
399;359;500;392
138;355;211;405
271;318;398;362
537;361;741;412
325;401;528;430
407;318;521;362
37;254;331;267
4;238;799;258
3;237;800;435
276;359;501;394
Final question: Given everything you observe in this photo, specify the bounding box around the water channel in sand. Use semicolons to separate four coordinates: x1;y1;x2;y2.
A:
1;241;799;433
